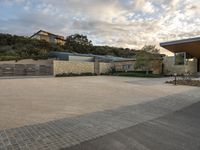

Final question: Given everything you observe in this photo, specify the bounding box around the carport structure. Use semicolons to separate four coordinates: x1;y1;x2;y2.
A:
160;37;200;73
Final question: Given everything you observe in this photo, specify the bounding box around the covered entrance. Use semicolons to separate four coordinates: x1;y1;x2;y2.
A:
160;37;200;74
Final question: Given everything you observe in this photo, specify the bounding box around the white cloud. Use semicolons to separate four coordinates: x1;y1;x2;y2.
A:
0;0;200;55
142;1;156;13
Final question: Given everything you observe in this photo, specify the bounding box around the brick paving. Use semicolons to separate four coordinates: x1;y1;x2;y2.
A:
0;88;200;150
63;102;200;150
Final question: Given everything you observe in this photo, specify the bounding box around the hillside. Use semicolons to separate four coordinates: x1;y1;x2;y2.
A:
0;33;137;61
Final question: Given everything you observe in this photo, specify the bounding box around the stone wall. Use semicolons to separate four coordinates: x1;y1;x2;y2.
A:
54;59;163;76
54;60;94;75
164;56;197;75
114;60;135;72
113;60;162;74
99;62;112;74
150;60;163;74
54;60;112;76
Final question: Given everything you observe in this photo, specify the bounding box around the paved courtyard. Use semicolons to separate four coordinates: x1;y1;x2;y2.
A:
0;76;200;149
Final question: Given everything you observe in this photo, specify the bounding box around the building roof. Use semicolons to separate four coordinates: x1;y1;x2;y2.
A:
160;37;200;46
50;51;136;62
30;30;65;41
160;37;200;58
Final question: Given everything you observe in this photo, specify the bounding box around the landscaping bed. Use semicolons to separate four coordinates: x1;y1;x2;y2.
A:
113;72;164;78
166;80;200;87
55;72;97;77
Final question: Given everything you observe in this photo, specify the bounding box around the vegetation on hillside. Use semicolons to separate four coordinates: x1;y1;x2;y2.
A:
0;33;64;61
0;33;161;61
64;34;137;57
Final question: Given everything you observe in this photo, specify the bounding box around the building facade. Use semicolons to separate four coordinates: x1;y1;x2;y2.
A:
160;37;200;76
30;30;65;45
51;51;163;75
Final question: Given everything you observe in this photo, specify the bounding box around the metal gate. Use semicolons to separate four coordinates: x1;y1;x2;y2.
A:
0;64;53;76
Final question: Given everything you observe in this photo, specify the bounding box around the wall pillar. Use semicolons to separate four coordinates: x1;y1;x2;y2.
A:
94;58;100;75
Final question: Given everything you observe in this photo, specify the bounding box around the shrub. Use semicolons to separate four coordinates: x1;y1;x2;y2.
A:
112;71;163;78
0;55;20;61
55;72;97;77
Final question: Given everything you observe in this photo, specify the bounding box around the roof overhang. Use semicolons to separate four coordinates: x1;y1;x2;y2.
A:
160;37;200;58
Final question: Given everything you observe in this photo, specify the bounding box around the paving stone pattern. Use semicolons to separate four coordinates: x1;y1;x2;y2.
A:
0;88;200;150
64;101;200;150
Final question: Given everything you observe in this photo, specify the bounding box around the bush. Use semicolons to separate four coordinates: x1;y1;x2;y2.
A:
112;71;163;78
0;55;20;61
55;72;97;77
115;71;153;74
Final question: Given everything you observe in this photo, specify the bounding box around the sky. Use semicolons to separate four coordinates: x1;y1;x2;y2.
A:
0;0;200;55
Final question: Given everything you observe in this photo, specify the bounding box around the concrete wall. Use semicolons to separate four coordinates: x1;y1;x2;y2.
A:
163;56;197;75
69;56;93;62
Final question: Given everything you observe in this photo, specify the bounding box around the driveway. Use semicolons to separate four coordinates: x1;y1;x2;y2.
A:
0;76;200;149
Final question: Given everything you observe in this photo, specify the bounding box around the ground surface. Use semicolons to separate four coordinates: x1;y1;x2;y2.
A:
64;101;200;150
0;76;200;150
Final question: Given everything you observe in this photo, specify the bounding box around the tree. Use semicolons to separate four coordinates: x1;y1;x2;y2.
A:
64;34;93;53
141;45;160;54
135;45;161;74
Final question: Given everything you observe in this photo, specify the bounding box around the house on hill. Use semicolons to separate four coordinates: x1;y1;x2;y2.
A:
30;30;65;45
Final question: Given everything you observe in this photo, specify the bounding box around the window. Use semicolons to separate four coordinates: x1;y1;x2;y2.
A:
185;53;195;65
123;64;133;71
175;52;185;65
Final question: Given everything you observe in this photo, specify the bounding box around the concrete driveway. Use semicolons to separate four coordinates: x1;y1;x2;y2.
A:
0;76;200;149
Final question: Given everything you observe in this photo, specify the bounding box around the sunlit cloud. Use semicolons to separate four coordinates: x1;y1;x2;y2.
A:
0;0;200;55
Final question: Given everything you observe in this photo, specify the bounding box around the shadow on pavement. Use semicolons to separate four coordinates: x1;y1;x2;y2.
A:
63;101;200;150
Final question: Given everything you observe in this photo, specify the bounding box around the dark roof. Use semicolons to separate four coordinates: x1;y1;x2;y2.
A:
160;36;200;58
160;37;200;46
30;30;65;41
50;51;136;62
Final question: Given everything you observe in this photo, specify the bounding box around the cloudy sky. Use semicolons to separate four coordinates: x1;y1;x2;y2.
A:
0;0;200;55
